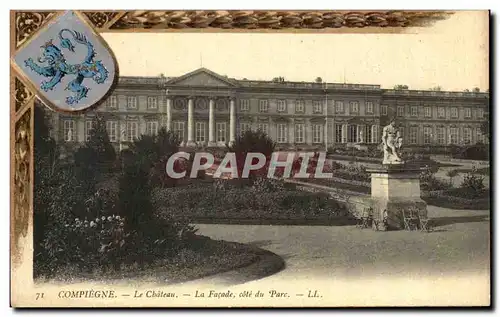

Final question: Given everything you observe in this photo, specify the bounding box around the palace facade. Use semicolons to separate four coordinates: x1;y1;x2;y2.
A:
50;68;490;150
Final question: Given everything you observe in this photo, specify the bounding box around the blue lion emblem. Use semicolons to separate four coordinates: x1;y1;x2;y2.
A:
24;29;109;106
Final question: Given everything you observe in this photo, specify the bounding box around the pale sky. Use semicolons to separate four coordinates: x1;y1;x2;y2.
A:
102;11;488;91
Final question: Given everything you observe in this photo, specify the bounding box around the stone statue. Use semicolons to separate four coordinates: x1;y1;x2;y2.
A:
67;128;72;142
359;129;364;143
381;119;403;164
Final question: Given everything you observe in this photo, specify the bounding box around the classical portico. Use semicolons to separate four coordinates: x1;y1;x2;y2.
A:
162;68;238;147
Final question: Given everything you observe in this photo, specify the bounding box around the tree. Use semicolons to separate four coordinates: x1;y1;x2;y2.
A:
73;145;99;198
226;130;276;180
72;115;116;193
228;129;276;159
127;128;181;187
33;103;88;276
118;155;154;235
128;134;158;171
315;77;323;83
430;86;442;91
480;120;489;138
33;104;57;274
393;85;409;90
156;128;181;159
473;87;480;92
85;115;116;169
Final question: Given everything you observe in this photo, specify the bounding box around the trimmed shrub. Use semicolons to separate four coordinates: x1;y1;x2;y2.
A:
454;144;489;161
423;190;490;210
419;165;451;191
460;170;486;199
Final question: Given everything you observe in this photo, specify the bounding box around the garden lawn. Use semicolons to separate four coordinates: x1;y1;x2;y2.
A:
451;166;490;175
152;182;350;222
36;235;259;284
300;177;490;210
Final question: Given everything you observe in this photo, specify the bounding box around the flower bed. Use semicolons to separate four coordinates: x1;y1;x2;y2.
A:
152;183;351;222
300;177;370;191
328;154;381;163
39;234;263;283
422;190;490;210
299;172;489;211
331;169;371;183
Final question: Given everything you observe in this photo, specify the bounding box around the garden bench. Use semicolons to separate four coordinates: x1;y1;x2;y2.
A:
373;209;388;231
402;207;420;231
418;214;432;232
356;207;373;229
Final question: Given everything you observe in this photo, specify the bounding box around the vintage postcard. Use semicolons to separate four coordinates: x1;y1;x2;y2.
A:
10;10;490;307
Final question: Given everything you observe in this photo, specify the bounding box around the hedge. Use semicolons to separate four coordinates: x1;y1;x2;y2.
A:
422;190;490;210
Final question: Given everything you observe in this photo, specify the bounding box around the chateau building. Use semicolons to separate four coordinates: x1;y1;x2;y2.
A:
51;68;490;150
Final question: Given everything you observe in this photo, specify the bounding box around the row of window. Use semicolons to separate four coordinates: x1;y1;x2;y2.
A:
106;96;372;114
63;120;156;142
106;96;485;120
382;105;485;119
244;100;371;114
334;125;379;144
399;126;485;145
329;124;485;145
106;96;158;109
64;119;486;145
63;120;325;144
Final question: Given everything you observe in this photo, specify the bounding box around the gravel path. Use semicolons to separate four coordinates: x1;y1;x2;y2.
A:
192;206;490;306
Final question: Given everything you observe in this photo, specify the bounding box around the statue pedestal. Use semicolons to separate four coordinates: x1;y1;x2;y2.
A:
367;164;427;230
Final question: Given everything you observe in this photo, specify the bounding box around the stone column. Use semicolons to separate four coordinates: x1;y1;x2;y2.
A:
371;124;379;144
208;98;216;147
324;120;329;149
166;97;172;131
229;97;236;145
186;97;196;147
341;124;347;143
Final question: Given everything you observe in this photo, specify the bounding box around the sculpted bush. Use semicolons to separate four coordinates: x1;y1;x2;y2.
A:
460;169;486;199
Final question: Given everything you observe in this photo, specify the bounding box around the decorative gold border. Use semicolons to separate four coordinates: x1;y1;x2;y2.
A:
9;9;455;267
108;10;454;30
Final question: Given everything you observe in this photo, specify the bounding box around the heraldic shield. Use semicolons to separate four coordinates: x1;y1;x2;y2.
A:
12;11;118;112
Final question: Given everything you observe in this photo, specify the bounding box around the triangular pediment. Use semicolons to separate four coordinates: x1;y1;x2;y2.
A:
166;68;238;87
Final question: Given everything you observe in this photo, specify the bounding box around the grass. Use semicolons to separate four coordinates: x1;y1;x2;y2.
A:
300;176;490;210
299;178;371;194
328;154;462;167
35;236;259;284
451;166;490;176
